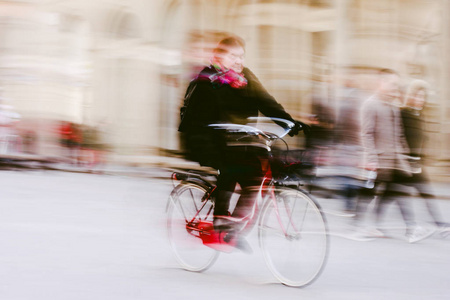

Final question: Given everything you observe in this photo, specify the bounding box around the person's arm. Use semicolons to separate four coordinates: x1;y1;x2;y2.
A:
243;68;294;122
360;98;378;169
400;108;422;157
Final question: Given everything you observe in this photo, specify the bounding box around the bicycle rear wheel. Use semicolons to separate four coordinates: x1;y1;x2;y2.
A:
258;187;328;287
167;182;219;272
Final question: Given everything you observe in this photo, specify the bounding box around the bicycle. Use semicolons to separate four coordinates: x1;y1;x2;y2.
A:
166;118;329;287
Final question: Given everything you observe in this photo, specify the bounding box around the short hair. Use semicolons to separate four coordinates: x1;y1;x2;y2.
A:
213;36;245;55
404;79;429;107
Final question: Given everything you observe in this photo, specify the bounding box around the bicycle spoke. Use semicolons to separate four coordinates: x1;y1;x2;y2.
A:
259;188;329;287
167;182;219;272
286;194;309;236
188;187;199;212
259;224;286;238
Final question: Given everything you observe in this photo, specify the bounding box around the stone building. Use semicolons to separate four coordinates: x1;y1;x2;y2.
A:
0;0;448;173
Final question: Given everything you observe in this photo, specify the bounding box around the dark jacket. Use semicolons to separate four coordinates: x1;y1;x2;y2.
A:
179;65;294;168
401;108;425;158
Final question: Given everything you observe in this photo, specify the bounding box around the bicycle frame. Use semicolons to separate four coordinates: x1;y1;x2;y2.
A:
167;119;329;286
170;117;306;241
258;167;310;241
172;166;308;242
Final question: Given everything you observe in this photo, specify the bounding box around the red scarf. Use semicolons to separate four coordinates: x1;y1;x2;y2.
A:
209;61;248;89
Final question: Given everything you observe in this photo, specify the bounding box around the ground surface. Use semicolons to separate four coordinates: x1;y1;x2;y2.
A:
0;170;449;300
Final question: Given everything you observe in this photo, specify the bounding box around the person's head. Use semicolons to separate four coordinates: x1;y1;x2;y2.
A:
377;68;400;103
212;36;245;73
404;79;428;110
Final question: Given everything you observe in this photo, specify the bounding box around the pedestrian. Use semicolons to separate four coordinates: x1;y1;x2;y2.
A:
401;79;449;236
354;68;434;243
58;121;82;165
333;72;366;214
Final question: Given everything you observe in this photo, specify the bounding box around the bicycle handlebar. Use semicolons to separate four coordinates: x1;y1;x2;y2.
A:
208;117;295;144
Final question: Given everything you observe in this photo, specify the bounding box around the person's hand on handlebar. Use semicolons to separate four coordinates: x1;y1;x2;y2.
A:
288;120;311;137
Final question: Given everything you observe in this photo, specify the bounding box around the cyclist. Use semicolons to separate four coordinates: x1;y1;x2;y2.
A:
179;35;309;251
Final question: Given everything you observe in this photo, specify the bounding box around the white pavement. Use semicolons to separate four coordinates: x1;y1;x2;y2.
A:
0;170;449;300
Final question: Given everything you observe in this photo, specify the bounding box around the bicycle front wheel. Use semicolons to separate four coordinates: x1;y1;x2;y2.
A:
167;182;219;272
258;187;329;287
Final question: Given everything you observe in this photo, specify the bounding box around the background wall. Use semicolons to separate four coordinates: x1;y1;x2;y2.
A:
0;0;448;177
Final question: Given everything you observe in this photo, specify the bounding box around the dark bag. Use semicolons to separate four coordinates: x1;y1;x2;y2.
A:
178;80;220;168
178;81;197;133
178;74;229;169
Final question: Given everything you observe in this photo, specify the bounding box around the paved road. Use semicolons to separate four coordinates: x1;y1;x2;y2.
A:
0;170;449;300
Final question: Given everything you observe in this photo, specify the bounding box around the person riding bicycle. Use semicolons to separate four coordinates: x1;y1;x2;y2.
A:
179;35;309;250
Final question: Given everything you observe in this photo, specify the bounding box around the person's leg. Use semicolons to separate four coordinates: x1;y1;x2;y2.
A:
349;182;387;239
395;196;416;230
214;170;236;218
353;186;376;226
401;176;436;242
213;148;261;230
374;182;395;228
231;153;264;220
411;171;446;227
390;170;435;242
354;169;391;228
336;177;355;212
381;170;416;230
209;151;262;253
230;186;258;219
368;169;390;229
345;182;360;212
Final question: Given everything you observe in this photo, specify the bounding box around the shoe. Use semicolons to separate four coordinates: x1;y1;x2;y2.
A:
345;231;375;242
406;226;435;243
439;225;450;238
223;230;253;254
203;220;252;254
213;217;234;232
343;209;356;218
346;227;384;241
213;214;251;232
359;227;385;238
201;230;236;253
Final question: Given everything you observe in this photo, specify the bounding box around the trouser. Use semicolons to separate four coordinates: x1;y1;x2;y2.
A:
214;148;266;220
406;170;444;226
336;176;360;211
354;169;415;229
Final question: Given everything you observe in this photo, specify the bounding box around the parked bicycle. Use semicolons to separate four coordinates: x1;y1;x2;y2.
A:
166;118;329;287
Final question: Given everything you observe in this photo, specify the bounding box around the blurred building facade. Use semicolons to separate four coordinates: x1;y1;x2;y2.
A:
0;0;449;173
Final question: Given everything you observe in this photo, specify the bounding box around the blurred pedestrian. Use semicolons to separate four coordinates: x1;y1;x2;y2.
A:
58;121;82;165
79;124;107;172
0;104;21;154
354;69;434;243
306;80;335;168
333;73;366;214
22;130;37;154
401;79;449;236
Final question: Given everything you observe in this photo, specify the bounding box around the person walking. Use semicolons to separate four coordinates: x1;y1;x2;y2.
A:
401;79;449;236
354;69;434;243
333;73;366;214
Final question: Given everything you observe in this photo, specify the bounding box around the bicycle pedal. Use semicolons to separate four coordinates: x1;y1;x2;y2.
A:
197;220;214;231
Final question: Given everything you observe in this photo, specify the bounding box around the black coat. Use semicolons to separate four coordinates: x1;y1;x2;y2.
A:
401;108;425;158
179;66;294;168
